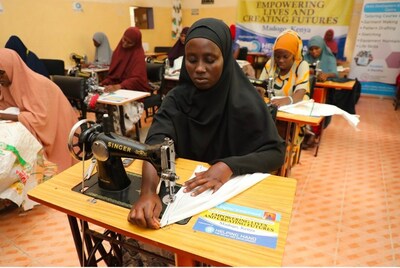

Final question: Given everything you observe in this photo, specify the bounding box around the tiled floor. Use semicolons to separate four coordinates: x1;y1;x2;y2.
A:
0;95;399;266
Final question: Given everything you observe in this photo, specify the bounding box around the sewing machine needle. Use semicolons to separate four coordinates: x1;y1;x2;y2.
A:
84;158;97;181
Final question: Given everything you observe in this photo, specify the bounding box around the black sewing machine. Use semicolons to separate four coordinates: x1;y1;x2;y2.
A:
67;115;186;222
249;77;278;121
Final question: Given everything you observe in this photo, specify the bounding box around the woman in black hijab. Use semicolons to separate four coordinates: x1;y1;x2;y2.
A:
5;35;50;78
128;18;285;229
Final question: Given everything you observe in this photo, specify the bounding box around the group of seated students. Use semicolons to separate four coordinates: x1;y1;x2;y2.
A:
0;26;152;175
0;17;345;265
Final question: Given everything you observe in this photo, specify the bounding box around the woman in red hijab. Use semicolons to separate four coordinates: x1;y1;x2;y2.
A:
101;27;150;92
324;29;338;57
99;27;150;137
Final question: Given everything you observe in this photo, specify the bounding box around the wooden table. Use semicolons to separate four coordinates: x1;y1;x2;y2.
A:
81;67;109;82
145;52;168;63
276;110;324;177
97;90;150;139
314;80;355;103
28;158;297;266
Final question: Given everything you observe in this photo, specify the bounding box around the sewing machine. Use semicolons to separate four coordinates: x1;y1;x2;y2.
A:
67;115;179;209
249;77;278;120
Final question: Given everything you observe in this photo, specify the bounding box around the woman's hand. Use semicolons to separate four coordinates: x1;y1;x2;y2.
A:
127;193;162;229
271;96;292;108
183;162;233;196
317;72;329;82
104;84;121;93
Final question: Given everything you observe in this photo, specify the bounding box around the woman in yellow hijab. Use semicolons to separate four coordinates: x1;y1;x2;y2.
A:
259;29;309;107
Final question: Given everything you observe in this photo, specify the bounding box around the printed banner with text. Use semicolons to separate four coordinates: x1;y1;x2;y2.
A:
349;0;400;96
236;0;354;60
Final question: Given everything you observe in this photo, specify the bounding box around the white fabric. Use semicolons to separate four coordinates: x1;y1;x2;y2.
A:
278;99;360;129
165;56;183;76
160;165;270;227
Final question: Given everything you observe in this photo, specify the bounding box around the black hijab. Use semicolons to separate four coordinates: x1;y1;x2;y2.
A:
5;36;50;78
146;18;285;174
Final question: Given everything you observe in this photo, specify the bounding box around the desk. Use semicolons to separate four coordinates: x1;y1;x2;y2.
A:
97;90;150;139
267;97;324;176
314;80;355;103
81;67;109;83
81;67;109;73
276;110;324;177
28;158;297;266
145;52;168;63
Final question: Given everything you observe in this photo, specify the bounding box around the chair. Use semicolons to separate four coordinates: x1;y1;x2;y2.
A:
52;75;88;119
142;62;165;122
40;59;66;77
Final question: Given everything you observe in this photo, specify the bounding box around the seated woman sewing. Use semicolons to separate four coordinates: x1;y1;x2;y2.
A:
258;29;310;160
125;18;285;266
259;29;309;107
0;48;78;173
98;27;150;137
304;35;338;82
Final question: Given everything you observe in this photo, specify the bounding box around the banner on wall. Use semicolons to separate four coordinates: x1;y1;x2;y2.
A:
235;0;354;60
348;1;400;96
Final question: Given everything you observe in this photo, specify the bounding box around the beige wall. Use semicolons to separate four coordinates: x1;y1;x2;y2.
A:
0;0;175;67
0;0;361;68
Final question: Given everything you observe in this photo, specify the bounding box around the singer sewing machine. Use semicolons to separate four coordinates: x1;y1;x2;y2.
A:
249;77;278;120
67;115;183;219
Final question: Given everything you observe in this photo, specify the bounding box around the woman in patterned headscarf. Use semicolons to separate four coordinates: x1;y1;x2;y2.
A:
259;29;309;107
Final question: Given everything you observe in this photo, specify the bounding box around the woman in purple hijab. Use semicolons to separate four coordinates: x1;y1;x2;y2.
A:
167;27;189;67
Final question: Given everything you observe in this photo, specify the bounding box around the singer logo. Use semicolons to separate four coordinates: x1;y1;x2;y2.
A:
107;142;132;153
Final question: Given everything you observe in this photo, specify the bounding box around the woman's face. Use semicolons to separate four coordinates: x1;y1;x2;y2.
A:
309;46;322;59
179;33;187;45
274;49;294;72
185;38;224;90
121;35;135;49
93;39;100;47
0;70;11;87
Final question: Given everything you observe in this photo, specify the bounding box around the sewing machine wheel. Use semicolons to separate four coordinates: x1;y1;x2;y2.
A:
68;119;96;161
